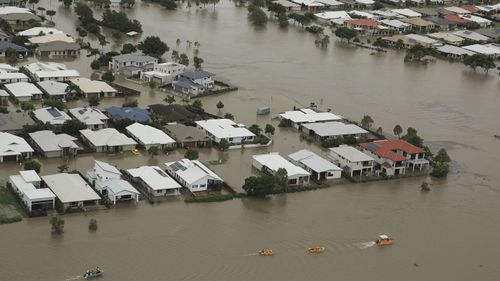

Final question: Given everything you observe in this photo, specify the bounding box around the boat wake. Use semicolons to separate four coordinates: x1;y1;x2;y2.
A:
241;253;258;256
355;241;376;249
62;275;81;281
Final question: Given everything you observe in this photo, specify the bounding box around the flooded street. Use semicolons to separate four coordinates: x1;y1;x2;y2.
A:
1;1;500;280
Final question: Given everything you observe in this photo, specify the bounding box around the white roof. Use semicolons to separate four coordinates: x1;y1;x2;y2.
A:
23;62;80;79
126;122;175;146
406;34;442;45
0;90;7;97
272;0;301;7
24;188;56;201
80;128;137;147
9;173;54;201
0;7;33;15
127;166;181;191
33;107;72;125
195;119;255;139
19;170;41;183
279;109;342;124
290;0;324;6
356;0;374;4
380;19;411;29
252;152;311;178
166;159;223;185
315;11;350;20
444;6;471;14
5;82;42;98
349;10;376;19
371;10;402;18
428;32;464;43
288;149;341;173
28;33;75;44
42;173;100;203
463;44;500;55
94;160;121;176
69;107;108;126
37;81;68;96
453;30;490;42
330;145;374;162
9;175;35;193
70;78;117;94
29;130;79;152
436;44;476;56
0;132;34;157
0;72;28;80
316;0;344;6
302;121;368;137
18;27;64;37
0;63;19;72
101;178;139;196
126;31;139;36
392;8;422;17
459;14;491;25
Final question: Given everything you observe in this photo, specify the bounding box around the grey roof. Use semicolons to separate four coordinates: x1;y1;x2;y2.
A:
173;78;204;89
425;16;454;26
180;70;215;80
163;123;210;143
0;41;27;53
37;41;80;52
112;52;157;63
412;7;439;16
288;149;341;173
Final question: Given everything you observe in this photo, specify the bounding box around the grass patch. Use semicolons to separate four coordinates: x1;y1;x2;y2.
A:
184;194;234;203
286;183;331;193
205;159;227;166
0;186;25;224
0;215;22;224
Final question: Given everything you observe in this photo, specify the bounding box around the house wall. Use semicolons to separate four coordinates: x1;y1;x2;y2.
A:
329;152;373;177
0;77;29;83
43;150;62;158
188;177;209;192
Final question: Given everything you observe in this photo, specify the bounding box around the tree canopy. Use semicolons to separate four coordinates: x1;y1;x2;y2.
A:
184;148;199;160
138;36;169;58
101;9;142;33
464;54;496;73
335;27;357;42
24;159;41;173
248;4;268;27
61;119;87;136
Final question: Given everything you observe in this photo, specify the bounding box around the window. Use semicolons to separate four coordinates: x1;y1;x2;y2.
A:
200;184;206;188
157;190;163;194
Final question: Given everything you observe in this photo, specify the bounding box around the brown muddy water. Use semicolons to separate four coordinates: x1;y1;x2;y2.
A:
1;1;500;280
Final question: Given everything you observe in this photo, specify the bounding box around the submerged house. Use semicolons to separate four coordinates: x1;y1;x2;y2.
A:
86;160;140;204
252;152;311;186
42;173;101;210
126;166;182;197
278;108;342;129
195;118;255;145
165;159;223;193
105;106;150;123
32;107;72;131
80;128;137;153
23;62;80;82
0;131;34;163
69;107;109;130
173;71;216;96
329;145;374;177
125;122;176;150
288;149;342;181
28;130;80;158
163;123;211;148
109;52;158;77
301;121;368;141
9;170;55;213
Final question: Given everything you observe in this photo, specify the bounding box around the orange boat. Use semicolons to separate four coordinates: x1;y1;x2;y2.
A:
308;246;326;254
259;249;274;256
376;235;394;246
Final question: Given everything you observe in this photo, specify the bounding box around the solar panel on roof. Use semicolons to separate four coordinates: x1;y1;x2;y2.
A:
78;109;86;114
170;162;186;172
153;168;168;177
47;108;62;117
367;143;380;151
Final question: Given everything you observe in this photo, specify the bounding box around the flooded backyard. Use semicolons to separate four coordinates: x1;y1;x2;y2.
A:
1;1;500;280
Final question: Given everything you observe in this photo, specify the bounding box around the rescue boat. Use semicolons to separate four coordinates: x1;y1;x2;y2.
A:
308;246;326;254
376;235;394;246
259;249;274;256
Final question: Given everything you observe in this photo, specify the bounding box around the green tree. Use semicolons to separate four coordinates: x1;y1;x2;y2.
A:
160;0;177;9
393;124;403;138
74;2;95;25
275;168;288;191
248;124;261;135
406;127;417;137
242;174;283;196
24;159;41;173
90;60;101;70
191;99;203;111
46;10;56;21
265;124;275;135
431;162;449;178
5;48;18;66
88;96;100;107
193;56;204;70
61;119;87;136
101;70;115;82
88;218;98;231
248;5;268;27
50;216;65;234
42;97;65;110
121;43;137;54
361;115;374;129
148;146;160;158
463;54;496;73
101;9;142;32
267;2;286;15
278;13;289;28
63;0;73;7
148;81;157;89
138;36;169;58
164;95;176;104
224;113;234;120
179;53;189;66
21;101;35;111
57;164;69;173
216;101;224;110
434;148;451;164
184;148;199;160
218;139;229;151
120;0;135;7
335;27;357;43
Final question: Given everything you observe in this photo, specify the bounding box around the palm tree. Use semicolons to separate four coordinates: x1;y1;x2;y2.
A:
393;125;403;138
361;115;374;129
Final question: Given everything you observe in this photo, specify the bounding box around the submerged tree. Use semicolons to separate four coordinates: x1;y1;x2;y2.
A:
393;125;403;138
50;216;65;234
216;101;224;110
184;148;199;160
138;36;168;58
335;27;357;43
361;115;374;129
88;218;98;231
24;160;41;173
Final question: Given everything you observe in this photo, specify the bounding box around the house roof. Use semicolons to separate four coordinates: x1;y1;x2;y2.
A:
460;5;478;13
105;106;150;122
112;52;157;64
10;173;55;201
462;44;500;55
5;82;42;98
453;30;490;42
42;173;100;203
272;0;301;7
127;166;181;191
302;121;368;137
0;63;19;72
180;70;215;80
411;7;439;16
360;139;424;161
329;145;374;162
80;128;137;147
24;62;80;79
37;81;68;96
0;72;28;80
444;6;471;14
0;111;35;132
69;107;108;126
344;18;379;27
253;153;311;178
401;17;436;27
173;77;204;89
428;32;464;44
126;122;176;146
101;178;139;195
315;11;350;20
94;160;121;176
459;14;492;25
444;14;471;24
19;170;41;183
195;118;255;139
348;10;376;19
392;8;422;17
436;44;476;56
279;108;342;124
163;123;210;143
18;27;64;37
33;107;72;125
380;19;411;29
372;10;402;18
166;159;222;185
29;130;79;152
28;33;75;44
148;104;196;121
0;41;27;53
405;34;442;45
70;78;116;94
288;149;341;173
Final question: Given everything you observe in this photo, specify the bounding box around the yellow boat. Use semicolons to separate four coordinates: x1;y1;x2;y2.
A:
376;235;394;246
259;249;274;256
308;246;326;254
131;149;140;155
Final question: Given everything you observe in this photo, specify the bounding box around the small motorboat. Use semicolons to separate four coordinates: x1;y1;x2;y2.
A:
259;249;274;256
83;268;103;279
308;246;326;254
376;235;394;246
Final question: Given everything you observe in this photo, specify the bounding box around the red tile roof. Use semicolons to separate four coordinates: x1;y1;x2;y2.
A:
344;19;379;27
360;140;424;162
444;14;472;25
461;5;478;13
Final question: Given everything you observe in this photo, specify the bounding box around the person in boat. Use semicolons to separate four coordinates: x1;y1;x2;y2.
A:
96;267;100;273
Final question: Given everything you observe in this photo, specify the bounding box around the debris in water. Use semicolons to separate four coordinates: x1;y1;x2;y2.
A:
413;263;419;267
421;182;431;191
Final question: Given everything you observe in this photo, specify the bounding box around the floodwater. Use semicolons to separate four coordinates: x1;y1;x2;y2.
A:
1;1;500;280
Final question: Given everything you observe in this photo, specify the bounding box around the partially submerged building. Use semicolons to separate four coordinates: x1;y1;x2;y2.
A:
9;170;55;213
279;108;342;129
126;166;182;197
42;173;101;210
69;107;109;130
32;107;72;130
301;121;368;141
4;82;43;101
109;52;158;77
23;62;80;82
28;130;80;158
329;145;374;177
0;131;34;162
195;118;255;145
0;111;35;134
288;149;342;181
80;128;137;153
165;159;223;193
69;78;117;99
36;81;69;99
252;152;310;186
125;122;176;150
